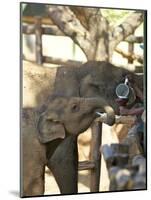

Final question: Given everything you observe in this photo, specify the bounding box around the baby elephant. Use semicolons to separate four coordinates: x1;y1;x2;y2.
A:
21;96;115;196
37;96;115;142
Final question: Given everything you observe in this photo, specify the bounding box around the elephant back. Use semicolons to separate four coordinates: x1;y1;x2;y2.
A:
23;61;57;108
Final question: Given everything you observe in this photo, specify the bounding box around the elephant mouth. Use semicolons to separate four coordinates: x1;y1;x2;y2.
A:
95;111;103;117
94;108;104;117
94;109;115;126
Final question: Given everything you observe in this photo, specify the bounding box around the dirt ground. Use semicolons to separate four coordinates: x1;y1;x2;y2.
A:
44;124;119;195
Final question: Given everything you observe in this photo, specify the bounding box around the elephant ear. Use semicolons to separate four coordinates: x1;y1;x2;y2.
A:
37;117;66;143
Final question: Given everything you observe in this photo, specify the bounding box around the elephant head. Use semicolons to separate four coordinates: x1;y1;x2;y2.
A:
37;96;115;143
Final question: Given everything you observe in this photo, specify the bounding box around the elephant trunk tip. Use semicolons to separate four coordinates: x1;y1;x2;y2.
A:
107;115;115;126
106;106;115;126
97;105;115;126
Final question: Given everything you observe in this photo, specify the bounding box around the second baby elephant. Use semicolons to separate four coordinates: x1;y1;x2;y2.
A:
22;96;115;196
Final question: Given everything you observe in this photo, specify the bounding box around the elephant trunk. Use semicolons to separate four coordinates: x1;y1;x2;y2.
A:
82;97;115;126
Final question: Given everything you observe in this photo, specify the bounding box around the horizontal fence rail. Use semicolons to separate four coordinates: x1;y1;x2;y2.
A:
22;16;145;192
22;17;144;71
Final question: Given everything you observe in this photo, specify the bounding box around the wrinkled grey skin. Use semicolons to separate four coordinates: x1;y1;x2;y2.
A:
22;61;143;196
21;96;115;196
54;61;143;113
23;60;143;112
37;96;115;143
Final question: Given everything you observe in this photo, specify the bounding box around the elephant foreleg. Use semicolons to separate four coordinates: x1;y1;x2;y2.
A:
47;135;78;194
21;147;46;197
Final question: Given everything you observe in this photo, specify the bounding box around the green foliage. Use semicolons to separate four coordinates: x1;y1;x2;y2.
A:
101;9;133;26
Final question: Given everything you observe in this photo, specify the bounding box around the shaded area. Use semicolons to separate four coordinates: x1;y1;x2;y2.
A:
9;190;19;197
23;3;48;18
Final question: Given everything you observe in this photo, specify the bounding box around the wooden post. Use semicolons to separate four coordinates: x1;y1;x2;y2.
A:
35;16;43;65
128;42;134;64
90;121;102;192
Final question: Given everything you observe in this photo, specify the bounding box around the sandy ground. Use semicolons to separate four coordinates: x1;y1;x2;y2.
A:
44;124;119;195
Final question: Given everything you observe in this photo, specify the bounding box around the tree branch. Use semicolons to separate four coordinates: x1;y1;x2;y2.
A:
46;5;93;58
111;11;143;46
22;23;144;45
70;7;101;31
115;48;143;64
69;7;110;60
69;7;90;30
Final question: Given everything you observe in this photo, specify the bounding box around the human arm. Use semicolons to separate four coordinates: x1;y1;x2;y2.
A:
119;106;144;116
133;84;144;101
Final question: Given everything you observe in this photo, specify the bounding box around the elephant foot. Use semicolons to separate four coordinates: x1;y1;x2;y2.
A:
47;136;78;194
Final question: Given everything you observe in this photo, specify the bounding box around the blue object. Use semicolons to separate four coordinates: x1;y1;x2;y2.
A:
136;121;144;133
140;44;144;49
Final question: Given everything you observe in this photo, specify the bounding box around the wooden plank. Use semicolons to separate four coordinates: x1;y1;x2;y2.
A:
78;161;95;171
22;16;53;25
125;35;143;43
43;56;83;66
90;121;102;192
135;65;144;73
95;114;137;125
128;42;134;64
35;17;43;65
22;24;64;36
22;24;35;34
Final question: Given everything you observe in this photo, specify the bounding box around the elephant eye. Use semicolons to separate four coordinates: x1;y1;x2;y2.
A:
71;104;80;112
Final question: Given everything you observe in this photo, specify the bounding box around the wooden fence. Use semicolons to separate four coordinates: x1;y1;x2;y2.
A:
22;17;83;67
22;17;145;192
22;17;144;72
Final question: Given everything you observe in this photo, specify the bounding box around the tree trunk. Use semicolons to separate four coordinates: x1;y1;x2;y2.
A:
46;6;144;62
